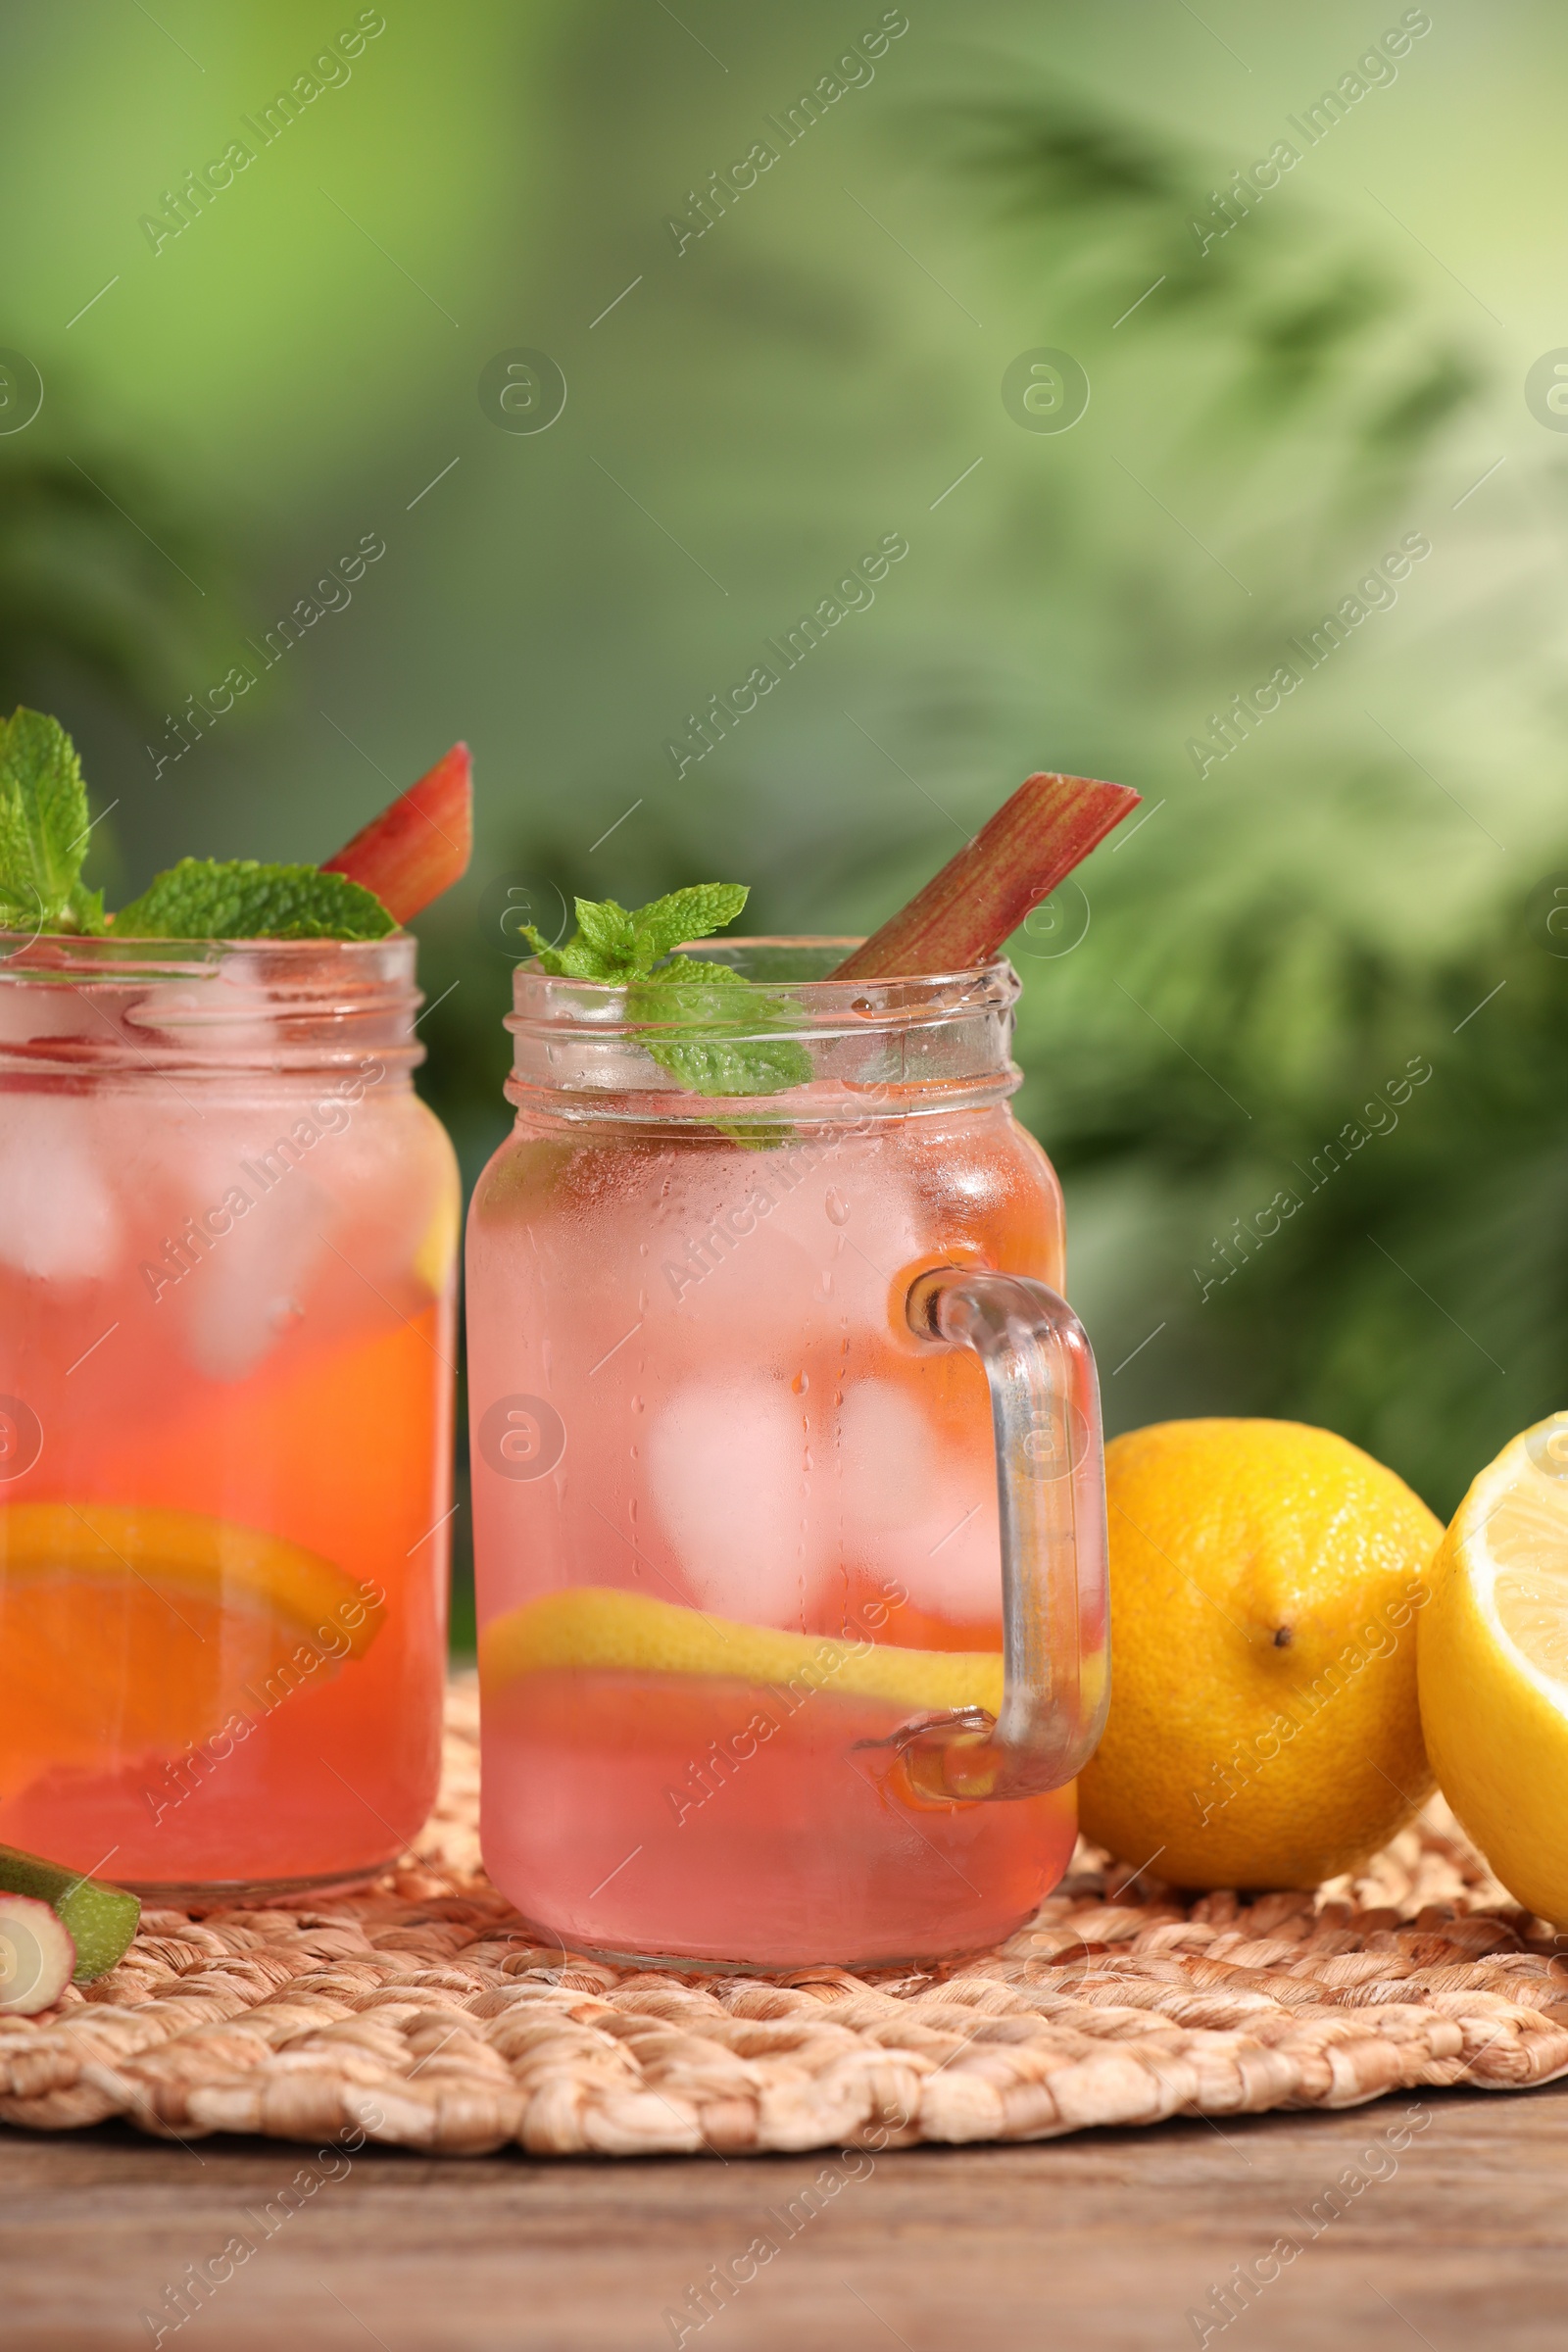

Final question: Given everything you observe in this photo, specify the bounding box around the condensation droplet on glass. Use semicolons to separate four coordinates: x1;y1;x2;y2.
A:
851;998;874;1019
630;1393;645;1414
791;1370;809;1395
820;1268;833;1294
824;1188;851;1225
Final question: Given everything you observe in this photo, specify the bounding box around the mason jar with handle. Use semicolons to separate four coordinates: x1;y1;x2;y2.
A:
467;939;1108;1968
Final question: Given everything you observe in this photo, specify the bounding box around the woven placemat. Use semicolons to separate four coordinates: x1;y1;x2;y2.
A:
5;1676;1568;2158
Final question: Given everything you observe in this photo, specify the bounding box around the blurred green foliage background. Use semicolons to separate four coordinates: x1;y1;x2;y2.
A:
3;0;1565;1602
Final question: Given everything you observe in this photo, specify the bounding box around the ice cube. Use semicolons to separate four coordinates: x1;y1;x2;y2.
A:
0;1096;122;1281
885;1487;1004;1624
659;1142;928;1329
647;1377;825;1627
835;1378;1001;1622
177;1160;332;1383
836;1380;940;1532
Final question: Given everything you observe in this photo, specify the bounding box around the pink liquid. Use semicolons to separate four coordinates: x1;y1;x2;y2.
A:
469;1102;1085;1966
483;1669;1076;1966
0;1075;457;1889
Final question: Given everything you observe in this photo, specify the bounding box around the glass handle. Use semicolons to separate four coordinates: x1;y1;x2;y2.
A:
900;1267;1110;1801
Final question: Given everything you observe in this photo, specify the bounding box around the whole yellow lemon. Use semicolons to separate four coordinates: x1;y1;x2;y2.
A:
1077;1418;1442;1888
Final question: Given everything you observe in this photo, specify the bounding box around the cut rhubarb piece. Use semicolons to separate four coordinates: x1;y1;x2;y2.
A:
831;770;1140;981
320;742;472;923
0;1841;140;1981
0;1891;76;2013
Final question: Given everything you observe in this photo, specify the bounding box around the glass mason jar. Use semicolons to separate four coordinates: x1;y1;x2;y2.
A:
467;940;1108;1969
0;931;460;1896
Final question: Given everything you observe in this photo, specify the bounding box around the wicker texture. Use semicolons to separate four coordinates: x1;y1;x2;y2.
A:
4;1678;1567;2158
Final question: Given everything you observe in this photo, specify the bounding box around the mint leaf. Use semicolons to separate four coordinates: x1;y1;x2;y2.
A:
521;919;634;980
523;882;748;982
0;709;105;934
67;880;108;934
636;958;813;1108
0;709;395;945
633;883;748;968
113;858;396;941
572;894;637;969
633;961;812;1098
523;878;808;1108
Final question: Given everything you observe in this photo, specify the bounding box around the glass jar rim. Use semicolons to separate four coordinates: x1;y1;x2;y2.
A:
0;929;425;1078
505;937;1022;1127
0;930;412;977
509;938;1019;1021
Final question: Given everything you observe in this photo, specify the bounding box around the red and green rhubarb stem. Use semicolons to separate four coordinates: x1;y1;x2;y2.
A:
830;771;1141;981
321;742;473;923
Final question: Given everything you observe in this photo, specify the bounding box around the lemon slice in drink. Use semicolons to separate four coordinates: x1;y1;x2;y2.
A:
0;1504;378;1795
413;1168;463;1298
1419;1414;1568;1923
479;1586;1003;1716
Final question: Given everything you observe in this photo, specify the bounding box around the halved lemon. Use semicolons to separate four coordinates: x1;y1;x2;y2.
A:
1419;1414;1568;1923
0;1504;378;1797
479;1585;1003;1718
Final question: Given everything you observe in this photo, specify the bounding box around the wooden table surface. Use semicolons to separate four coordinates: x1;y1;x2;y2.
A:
6;2081;1567;2350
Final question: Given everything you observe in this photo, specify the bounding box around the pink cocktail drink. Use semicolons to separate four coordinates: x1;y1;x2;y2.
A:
483;1672;1075;1967
0;935;459;1893
468;943;1106;1967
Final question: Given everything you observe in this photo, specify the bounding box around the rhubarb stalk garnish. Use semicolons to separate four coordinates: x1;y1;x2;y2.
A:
830;770;1140;981
321;742;473;922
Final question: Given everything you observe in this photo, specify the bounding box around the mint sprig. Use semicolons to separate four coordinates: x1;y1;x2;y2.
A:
523;883;749;982
0;709;106;934
114;858;395;942
523;884;811;1102
0;707;399;943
